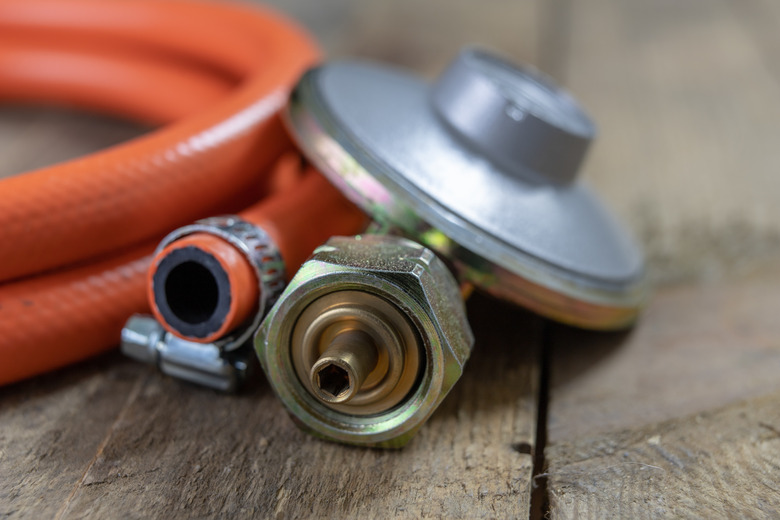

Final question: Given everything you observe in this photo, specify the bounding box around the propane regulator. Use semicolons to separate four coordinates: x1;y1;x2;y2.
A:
123;47;645;447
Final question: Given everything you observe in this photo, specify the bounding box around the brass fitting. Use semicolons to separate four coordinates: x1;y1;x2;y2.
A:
254;235;474;448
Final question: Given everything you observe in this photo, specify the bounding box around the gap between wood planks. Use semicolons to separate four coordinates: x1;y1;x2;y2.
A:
530;1;571;517
530;322;553;520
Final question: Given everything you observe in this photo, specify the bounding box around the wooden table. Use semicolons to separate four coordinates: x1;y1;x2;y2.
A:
3;1;780;518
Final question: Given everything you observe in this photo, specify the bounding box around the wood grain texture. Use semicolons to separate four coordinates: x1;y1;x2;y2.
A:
48;297;539;519
542;0;780;517
561;0;780;285
547;390;780;519
546;265;780;519
548;262;780;444
0;355;142;518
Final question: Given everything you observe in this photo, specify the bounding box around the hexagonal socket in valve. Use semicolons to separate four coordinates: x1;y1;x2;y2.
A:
254;234;474;448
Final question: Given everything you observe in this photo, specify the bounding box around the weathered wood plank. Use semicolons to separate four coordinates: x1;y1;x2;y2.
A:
0;355;144;518
549;263;780;443
543;0;780;516
546;264;780;518
561;0;780;285
547;390;780;519
52;296;540;519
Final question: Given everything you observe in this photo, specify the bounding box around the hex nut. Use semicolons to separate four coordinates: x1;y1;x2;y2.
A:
255;234;474;448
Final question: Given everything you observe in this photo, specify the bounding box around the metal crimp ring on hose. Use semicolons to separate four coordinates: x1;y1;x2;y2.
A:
155;215;286;352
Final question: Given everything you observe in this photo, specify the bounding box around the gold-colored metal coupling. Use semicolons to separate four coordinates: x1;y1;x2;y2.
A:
255;235;474;448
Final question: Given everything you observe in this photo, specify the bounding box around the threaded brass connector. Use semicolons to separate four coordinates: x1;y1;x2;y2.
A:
254;235;474;448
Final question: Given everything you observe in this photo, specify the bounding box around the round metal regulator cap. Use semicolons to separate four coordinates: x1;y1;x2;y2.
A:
285;47;647;330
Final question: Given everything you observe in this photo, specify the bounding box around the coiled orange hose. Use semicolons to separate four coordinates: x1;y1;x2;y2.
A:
0;0;332;384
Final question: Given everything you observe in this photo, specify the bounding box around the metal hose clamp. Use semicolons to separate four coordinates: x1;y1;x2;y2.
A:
154;215;286;352
122;314;254;392
123;215;285;391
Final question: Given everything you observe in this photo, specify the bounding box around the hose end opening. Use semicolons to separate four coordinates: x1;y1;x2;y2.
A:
150;233;258;343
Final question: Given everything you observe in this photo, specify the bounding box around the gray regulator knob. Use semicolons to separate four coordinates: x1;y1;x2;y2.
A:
285;48;646;329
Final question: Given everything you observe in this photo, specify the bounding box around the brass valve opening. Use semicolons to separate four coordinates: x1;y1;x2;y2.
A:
315;364;351;400
310;329;378;403
291;290;422;416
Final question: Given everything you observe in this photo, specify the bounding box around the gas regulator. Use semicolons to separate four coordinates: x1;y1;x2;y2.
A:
255;48;645;447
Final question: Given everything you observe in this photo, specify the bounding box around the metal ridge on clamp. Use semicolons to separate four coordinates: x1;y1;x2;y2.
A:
122;215;285;391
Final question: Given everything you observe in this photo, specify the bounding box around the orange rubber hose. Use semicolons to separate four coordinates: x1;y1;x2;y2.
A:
0;0;320;281
244;167;371;276
0;0;325;385
0;40;234;124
